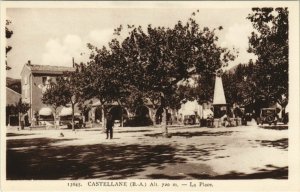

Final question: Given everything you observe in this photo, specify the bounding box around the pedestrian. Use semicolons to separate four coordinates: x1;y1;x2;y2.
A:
31;116;36;127
106;113;114;139
82;113;86;128
20;113;25;130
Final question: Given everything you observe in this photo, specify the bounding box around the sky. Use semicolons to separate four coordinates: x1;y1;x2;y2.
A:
6;7;257;79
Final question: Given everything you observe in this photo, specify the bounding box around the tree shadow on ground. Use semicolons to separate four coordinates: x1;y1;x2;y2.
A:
7;138;186;180
176;143;227;161
255;138;288;151
259;125;288;130
7;137;74;149
117;130;153;133
7;133;35;137
146;164;287;180
144;131;235;138
188;165;288;179
146;174;186;179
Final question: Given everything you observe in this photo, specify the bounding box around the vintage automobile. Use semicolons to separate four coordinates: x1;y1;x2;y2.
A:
183;115;196;125
282;112;289;124
59;114;83;129
257;108;278;125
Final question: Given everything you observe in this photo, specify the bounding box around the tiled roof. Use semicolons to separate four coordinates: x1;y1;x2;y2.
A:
27;64;75;74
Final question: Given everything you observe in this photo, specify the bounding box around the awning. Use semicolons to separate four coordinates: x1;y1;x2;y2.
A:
92;101;101;107
59;107;72;116
179;101;200;116
92;100;119;107
39;107;53;116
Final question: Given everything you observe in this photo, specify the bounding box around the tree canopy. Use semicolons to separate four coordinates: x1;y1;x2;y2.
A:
40;8;290;130
42;65;86;130
247;7;288;107
6;20;13;70
82;12;236;133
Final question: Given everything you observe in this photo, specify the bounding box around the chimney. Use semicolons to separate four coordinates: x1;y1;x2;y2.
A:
72;57;75;68
27;60;31;65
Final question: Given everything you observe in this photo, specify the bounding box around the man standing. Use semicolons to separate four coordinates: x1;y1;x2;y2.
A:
106;113;114;139
20;113;25;130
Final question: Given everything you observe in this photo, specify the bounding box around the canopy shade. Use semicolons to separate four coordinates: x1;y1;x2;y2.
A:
178;100;201;116
39;107;53;116
92;101;119;107
59;107;72;116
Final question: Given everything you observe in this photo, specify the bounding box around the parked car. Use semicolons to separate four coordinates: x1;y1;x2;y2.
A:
282;112;289;124
60;115;83;129
184;115;196;125
257;108;278;125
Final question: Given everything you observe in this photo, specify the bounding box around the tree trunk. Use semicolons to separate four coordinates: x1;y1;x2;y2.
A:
120;107;123;127
53;108;57;129
19;112;21;130
161;108;168;136
101;106;106;132
71;104;75;131
152;108;158;126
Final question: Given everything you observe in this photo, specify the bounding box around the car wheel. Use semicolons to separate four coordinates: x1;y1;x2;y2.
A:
266;115;275;125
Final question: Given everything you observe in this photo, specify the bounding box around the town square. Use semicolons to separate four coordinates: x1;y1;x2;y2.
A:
7;123;288;180
2;2;299;191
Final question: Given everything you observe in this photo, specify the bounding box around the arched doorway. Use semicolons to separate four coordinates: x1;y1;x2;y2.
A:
132;105;153;126
136;105;150;118
155;107;173;125
94;106;102;123
109;106;128;126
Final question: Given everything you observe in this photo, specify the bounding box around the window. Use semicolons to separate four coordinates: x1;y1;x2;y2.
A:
42;76;47;85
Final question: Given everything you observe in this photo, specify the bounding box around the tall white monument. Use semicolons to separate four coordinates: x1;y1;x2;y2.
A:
213;75;227;105
213;74;227;118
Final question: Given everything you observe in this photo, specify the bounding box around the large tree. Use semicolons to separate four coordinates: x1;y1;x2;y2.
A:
110;12;236;134
6;20;13;70
12;98;31;129
42;80;66;129
42;65;86;131
247;7;288;108
222;60;256;107
84;45;127;129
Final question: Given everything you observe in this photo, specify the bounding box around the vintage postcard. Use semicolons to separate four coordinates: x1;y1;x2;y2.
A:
1;1;299;191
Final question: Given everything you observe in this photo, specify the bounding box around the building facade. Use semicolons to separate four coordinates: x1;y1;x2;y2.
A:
20;61;210;127
21;61;75;122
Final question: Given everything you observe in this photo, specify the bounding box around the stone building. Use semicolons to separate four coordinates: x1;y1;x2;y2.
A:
20;61;208;127
20;61;76;122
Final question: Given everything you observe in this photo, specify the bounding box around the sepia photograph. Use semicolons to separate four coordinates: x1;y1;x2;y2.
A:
1;1;299;191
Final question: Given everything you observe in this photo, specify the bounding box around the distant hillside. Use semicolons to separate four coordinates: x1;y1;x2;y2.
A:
6;77;21;94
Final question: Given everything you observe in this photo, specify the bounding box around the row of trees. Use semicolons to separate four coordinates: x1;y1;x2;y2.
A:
42;8;288;132
43;12;236;133
6;99;30;128
6;20;13;70
222;8;288;117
